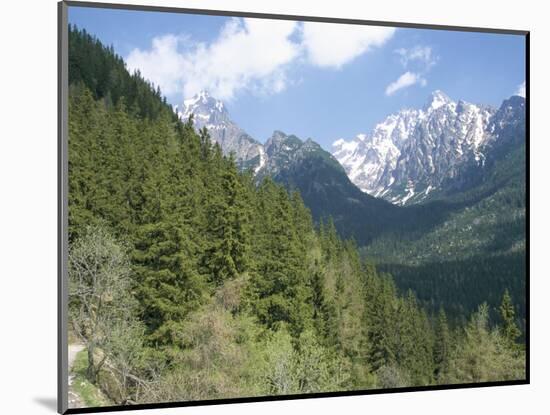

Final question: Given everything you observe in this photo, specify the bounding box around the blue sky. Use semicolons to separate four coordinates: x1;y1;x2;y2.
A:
69;6;526;150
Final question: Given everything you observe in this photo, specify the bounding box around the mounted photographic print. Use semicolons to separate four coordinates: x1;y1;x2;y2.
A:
58;1;529;413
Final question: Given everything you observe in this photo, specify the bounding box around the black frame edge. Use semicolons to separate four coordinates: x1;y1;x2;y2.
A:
64;379;529;414
524;31;530;385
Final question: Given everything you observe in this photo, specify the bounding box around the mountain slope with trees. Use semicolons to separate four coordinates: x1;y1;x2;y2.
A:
363;126;526;321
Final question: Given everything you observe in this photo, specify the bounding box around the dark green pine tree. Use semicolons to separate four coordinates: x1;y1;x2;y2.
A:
68;85;104;241
133;222;206;345
198;126;212;160
364;273;398;371
132;117;208;346
320;218;342;263
248;178;311;335
434;307;451;381
311;267;329;339
499;289;521;349
288;190;316;336
203;152;250;285
394;291;434;386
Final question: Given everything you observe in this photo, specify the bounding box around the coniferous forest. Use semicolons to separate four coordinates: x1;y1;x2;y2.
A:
66;26;526;407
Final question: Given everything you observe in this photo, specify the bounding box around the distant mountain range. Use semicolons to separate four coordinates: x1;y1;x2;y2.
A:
176;90;525;248
178;90;525;207
332;90;525;205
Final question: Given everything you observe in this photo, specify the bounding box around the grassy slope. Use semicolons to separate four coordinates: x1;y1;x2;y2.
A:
71;350;111;408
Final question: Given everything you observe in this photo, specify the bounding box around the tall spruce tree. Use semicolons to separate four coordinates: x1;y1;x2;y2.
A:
499;289;521;349
434;307;451;380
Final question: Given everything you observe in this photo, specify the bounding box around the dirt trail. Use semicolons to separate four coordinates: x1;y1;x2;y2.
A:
69;344;85;368
68;343;85;409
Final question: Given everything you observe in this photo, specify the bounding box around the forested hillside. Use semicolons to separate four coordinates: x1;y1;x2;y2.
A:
67;25;526;407
363;134;526;322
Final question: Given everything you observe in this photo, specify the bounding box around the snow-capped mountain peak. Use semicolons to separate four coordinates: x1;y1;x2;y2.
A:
178;90;229;125
425;89;453;111
177;91;263;170
331;90;516;205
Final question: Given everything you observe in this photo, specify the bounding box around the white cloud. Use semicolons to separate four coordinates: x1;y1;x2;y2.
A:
127;18;300;101
126;18;396;101
182;18;300;100
385;71;426;96
395;45;437;69
126;34;187;97
385;45;436;97
515;81;526;97
301;22;395;68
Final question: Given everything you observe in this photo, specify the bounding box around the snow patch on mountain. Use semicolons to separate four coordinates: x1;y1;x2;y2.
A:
254;146;266;174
